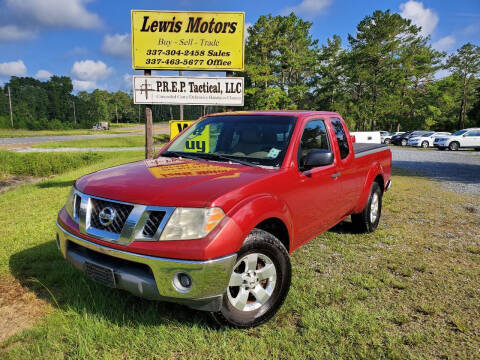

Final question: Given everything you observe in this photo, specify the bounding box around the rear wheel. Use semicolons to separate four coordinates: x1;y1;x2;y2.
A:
449;142;459;151
211;229;291;328
384;138;391;145
401;139;408;146
421;141;429;148
352;181;383;233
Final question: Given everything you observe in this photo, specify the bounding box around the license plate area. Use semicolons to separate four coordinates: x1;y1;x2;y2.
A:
84;261;116;288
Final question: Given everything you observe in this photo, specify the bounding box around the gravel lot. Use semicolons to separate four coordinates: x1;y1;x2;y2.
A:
391;147;480;196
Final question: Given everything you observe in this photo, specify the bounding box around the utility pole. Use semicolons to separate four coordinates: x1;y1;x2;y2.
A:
7;86;13;127
72;101;76;125
179;70;184;120
144;70;153;159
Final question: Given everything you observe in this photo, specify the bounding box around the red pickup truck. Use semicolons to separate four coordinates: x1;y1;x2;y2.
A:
56;111;391;328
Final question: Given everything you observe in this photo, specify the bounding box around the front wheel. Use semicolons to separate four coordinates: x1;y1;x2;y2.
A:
449;142;459;151
384;138;391;145
421;141;429;148
401;139;408;146
352;181;383;233
211;229;291;328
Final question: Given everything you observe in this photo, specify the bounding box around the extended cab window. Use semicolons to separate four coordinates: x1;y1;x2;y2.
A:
330;118;350;159
297;120;330;168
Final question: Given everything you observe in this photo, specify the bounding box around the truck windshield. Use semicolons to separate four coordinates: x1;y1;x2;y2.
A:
163;115;297;167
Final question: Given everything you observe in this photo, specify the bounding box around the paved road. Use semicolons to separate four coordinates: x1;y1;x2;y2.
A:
391;147;480;195
0;125;169;146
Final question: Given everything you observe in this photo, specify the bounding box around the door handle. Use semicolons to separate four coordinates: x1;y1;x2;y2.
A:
331;172;341;179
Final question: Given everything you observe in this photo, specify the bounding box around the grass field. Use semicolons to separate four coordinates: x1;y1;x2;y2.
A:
0;150;116;178
0;157;479;359
0;128;135;138
32;134;170;149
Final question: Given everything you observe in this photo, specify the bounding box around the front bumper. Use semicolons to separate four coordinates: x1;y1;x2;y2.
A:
56;222;237;311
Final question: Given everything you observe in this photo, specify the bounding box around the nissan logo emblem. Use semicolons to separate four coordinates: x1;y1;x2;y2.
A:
98;206;116;227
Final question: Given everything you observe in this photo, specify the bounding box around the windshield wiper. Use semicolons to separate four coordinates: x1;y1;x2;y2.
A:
162;151;203;161
198;153;259;167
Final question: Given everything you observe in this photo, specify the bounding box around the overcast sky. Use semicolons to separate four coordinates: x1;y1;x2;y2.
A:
0;0;478;92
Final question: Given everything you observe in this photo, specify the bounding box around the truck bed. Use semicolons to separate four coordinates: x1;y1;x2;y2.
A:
353;143;388;157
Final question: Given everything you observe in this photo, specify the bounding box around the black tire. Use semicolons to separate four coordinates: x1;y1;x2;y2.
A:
401;139;408;146
474;148;480;151
384;138;391;145
351;181;382;233
421;141;429;148
211;229;291;328
449;142;459;151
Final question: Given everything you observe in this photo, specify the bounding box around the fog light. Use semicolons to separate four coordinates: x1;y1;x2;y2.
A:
173;272;193;293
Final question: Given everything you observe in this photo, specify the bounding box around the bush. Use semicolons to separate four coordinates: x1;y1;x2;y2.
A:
0;151;108;177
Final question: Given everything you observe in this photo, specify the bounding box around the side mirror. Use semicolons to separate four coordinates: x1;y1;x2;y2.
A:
303;149;334;169
350;135;356;143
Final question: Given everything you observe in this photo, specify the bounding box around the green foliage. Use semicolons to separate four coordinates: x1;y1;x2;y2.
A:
241;13;318;109
0;151;109;177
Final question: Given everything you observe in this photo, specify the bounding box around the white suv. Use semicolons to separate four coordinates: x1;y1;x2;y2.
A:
408;132;451;148
434;128;480;151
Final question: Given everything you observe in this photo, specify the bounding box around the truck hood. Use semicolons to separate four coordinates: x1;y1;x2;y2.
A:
75;157;275;208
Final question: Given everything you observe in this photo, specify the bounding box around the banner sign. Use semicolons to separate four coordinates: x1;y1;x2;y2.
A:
133;76;244;106
131;10;245;71
169;120;195;139
169;120;209;152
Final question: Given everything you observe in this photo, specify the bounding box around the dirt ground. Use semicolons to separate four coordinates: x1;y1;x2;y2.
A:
0;176;43;194
0;276;49;343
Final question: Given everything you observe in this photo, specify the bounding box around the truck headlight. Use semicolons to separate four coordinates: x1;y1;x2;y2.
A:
159;207;225;240
65;186;76;220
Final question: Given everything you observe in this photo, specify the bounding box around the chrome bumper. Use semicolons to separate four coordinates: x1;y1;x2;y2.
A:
56;222;236;311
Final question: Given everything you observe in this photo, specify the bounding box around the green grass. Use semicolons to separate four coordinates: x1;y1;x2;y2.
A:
0;165;479;359
0;128;138;138
0;150;116;177
32;134;170;149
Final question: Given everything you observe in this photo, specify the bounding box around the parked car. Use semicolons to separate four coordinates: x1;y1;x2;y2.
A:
92;121;109;130
407;132;451;148
434;128;480;151
56;111;392;328
382;131;404;144
391;131;430;146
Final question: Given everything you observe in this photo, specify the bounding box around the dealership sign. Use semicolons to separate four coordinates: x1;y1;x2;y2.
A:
131;10;245;70
133;76;244;106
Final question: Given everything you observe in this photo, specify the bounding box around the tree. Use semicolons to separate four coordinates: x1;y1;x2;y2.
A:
447;43;480;129
345;10;442;131
242;13;317;110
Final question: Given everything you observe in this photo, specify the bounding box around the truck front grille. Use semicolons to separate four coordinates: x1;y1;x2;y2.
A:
142;211;166;238
89;198;134;234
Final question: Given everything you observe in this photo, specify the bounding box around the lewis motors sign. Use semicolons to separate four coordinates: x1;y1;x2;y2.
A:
133;75;244;106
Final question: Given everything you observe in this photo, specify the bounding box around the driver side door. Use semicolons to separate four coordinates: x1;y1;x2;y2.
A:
285;119;342;247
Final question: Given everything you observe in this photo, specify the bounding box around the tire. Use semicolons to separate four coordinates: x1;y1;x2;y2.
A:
474;148;480;151
421;141;429;148
449;142;459;151
401;139;408;146
211;229;291;328
384;138;391;145
351;181;382;233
